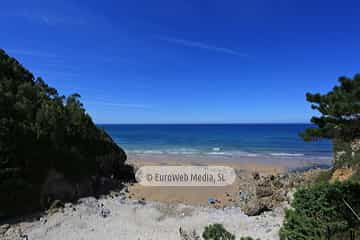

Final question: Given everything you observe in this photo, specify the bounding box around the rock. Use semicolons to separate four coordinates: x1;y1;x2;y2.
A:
40;217;47;224
252;172;260;180
331;167;354;182
0;224;10;235
101;208;111;218
78;196;97;205
122;186;129;193
3;227;23;240
20;233;28;240
65;202;73;208
273;189;287;203
242;199;271;216
179;227;201;240
47;199;64;215
239;191;250;202
78;197;100;215
256;184;273;198
117;195;127;204
109;191;119;198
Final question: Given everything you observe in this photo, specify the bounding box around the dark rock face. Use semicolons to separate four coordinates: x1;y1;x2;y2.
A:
240;172;306;216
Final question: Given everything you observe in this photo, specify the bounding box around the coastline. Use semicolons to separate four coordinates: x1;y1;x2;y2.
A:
1;155;326;240
128;152;332;172
126;154;324;207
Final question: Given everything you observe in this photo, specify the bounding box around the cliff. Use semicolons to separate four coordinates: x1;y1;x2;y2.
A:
0;49;134;218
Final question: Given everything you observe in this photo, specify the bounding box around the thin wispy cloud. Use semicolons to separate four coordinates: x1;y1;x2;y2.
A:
157;36;246;56
4;9;86;26
86;100;151;109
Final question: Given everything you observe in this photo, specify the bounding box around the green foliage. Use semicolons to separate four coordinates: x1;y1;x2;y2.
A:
350;169;360;182
300;74;360;142
240;237;260;240
0;49;129;216
313;169;333;184
333;139;360;167
280;181;360;240
202;224;235;240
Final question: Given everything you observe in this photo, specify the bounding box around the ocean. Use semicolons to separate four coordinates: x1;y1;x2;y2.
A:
99;124;333;168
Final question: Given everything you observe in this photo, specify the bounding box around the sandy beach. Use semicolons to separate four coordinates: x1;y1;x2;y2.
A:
1;155;312;240
127;156;286;206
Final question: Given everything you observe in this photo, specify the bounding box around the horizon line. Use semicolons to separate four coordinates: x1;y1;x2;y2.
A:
96;122;311;125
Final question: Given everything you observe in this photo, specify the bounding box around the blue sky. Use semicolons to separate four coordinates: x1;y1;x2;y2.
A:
1;0;360;123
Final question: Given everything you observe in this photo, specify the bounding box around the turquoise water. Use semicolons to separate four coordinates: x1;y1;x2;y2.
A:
99;124;332;161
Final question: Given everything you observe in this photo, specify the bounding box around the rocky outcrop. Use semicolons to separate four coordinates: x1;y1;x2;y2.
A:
240;172;306;216
330;167;354;182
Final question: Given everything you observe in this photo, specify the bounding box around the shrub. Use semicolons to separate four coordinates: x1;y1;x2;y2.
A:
350;169;360;182
313;169;333;184
280;181;360;240
202;224;235;240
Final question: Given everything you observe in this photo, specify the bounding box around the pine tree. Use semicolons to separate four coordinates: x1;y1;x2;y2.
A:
301;74;360;142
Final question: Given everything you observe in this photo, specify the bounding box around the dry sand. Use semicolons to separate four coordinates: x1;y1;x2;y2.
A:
2;157;295;240
128;158;284;206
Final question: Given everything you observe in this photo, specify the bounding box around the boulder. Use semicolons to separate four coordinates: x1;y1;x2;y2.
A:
100;207;111;218
252;172;260;180
242;199;271;216
255;176;273;198
256;184;273;198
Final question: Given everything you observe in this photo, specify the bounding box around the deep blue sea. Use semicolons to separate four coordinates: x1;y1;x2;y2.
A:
99;124;332;163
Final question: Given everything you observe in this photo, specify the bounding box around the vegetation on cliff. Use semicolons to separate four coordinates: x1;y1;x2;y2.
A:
280;181;360;240
301;74;360;167
301;74;360;142
0;49;133;217
280;74;360;239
